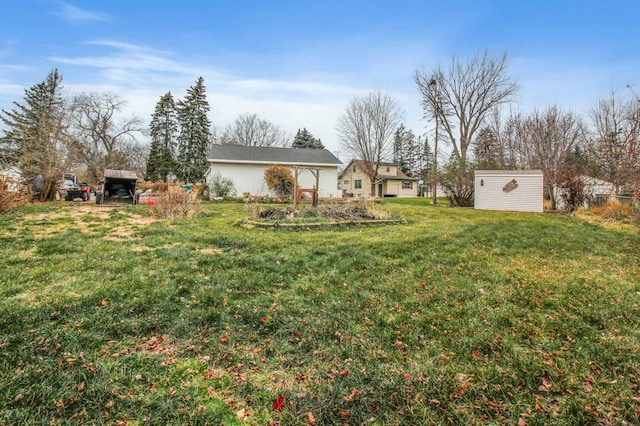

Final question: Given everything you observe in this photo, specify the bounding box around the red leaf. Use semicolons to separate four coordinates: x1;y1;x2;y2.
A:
472;350;480;357
273;395;285;412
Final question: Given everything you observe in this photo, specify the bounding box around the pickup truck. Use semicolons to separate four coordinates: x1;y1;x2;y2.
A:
64;182;91;201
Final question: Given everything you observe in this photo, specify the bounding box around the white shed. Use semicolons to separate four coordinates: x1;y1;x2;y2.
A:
474;170;544;212
206;144;343;198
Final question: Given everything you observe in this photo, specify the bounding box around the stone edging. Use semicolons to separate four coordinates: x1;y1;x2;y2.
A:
244;218;406;228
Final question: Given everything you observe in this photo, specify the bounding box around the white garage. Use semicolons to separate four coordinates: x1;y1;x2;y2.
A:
474;170;544;213
206;144;343;198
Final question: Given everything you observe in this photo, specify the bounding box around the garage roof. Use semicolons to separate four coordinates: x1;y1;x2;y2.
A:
208;144;342;166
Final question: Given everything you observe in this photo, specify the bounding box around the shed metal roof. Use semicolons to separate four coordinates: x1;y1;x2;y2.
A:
104;169;139;180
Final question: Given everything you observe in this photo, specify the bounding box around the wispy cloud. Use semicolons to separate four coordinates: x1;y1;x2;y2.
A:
48;40;209;77
46;39;384;154
54;2;110;24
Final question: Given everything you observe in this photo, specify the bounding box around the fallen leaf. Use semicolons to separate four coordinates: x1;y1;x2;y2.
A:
307;412;316;425
342;388;361;403
101;299;108;307
472;350;480;357
273;395;285;412
236;408;250;420
518;418;528;426
539;377;551;392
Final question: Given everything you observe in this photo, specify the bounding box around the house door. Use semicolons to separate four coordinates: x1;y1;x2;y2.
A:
378;184;383;197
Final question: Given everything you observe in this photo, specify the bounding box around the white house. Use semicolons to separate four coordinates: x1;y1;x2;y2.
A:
206;144;343;198
474;170;544;212
338;160;419;198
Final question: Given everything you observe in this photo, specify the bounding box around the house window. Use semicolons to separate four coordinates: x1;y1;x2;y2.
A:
355;180;362;189
343;180;349;185
386;166;390;172
353;165;356;172
402;181;413;189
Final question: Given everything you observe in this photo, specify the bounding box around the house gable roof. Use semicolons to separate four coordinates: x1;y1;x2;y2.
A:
208;144;342;167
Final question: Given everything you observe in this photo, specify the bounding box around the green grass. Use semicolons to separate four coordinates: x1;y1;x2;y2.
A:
1;201;640;425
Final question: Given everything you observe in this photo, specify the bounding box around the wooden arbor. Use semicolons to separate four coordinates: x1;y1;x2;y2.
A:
292;166;320;209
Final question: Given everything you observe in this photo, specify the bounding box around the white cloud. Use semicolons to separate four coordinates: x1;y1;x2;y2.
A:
54;2;110;24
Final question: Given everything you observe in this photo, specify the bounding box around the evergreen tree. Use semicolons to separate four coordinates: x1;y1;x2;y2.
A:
392;124;420;176
413;136;434;196
473;126;502;169
292;128;325;149
1;69;66;200
147;92;177;182
176;77;211;183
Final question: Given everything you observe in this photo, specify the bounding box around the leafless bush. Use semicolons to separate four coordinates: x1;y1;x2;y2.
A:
0;177;30;214
149;186;200;219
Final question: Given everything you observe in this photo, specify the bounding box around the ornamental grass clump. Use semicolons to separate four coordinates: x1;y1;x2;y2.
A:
149;185;200;219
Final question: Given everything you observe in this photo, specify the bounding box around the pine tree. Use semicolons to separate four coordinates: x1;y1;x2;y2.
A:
473;126;502;169
393;124;419;176
176;77;211;183
1;69;66;200
292;128;325;149
147;92;177;182
415;136;434;184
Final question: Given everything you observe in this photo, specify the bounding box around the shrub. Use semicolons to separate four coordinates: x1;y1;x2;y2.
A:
149;186;200;219
139;181;169;193
439;158;474;207
555;165;589;212
210;172;236;198
264;165;294;198
592;200;634;221
0;176;29;214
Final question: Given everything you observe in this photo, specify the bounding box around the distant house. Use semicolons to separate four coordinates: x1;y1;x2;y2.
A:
338;160;419;198
555;176;615;209
205;144;342;198
474;170;544;212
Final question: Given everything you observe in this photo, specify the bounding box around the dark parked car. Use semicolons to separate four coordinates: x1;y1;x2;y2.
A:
64;183;90;201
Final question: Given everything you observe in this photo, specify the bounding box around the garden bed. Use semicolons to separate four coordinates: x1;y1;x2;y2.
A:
244;201;405;228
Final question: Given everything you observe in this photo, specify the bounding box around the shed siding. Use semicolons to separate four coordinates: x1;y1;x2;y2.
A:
208;163;339;198
474;171;543;212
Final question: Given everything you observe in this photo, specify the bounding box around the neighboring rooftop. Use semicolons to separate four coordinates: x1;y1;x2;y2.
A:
208;144;342;166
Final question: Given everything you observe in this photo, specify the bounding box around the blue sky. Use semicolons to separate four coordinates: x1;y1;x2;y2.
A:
1;0;638;159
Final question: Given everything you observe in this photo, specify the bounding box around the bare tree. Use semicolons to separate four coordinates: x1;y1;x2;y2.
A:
511;106;586;209
219;113;289;147
336;91;404;196
590;89;639;193
67;93;145;183
414;51;519;163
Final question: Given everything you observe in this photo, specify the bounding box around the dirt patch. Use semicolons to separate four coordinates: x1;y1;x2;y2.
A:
130;243;182;252
198;247;224;254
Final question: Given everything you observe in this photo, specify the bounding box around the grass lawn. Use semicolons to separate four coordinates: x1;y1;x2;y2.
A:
1;200;639;425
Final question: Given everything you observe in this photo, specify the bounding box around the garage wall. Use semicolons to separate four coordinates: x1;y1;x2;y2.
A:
207;163;340;198
474;170;544;212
